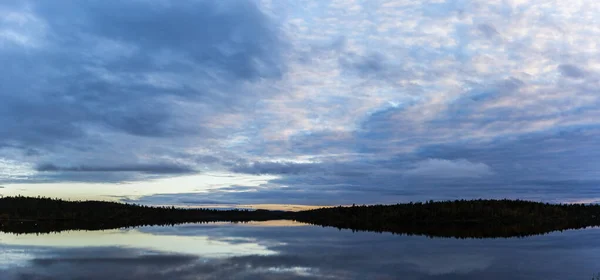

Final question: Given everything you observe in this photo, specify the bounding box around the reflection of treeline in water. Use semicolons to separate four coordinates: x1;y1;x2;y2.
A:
0;196;287;234
2;196;600;238
292;199;600;238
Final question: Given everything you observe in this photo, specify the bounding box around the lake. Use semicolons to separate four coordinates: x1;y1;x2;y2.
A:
1;221;599;279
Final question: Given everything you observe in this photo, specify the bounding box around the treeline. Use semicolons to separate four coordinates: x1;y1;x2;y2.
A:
2;196;600;238
291;199;600;238
0;196;286;234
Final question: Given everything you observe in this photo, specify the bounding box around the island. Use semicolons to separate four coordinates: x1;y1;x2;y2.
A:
1;196;600;238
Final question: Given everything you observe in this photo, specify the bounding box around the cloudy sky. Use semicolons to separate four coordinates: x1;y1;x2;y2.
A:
1;0;599;206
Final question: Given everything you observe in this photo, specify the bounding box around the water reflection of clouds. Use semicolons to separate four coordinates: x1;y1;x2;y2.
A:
404;254;493;276
2;225;600;279
141;224;600;279
0;227;278;259
0;248;37;269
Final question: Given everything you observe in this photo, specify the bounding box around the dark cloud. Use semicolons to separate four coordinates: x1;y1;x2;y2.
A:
32;254;197;266
32;0;284;80
477;23;499;38
170;128;600;205
231;161;318;175
515;179;600;188
193;155;222;164
416;128;600;181
404;159;493;178
36;163;196;174
120;194;236;206
0;0;284;139
339;52;387;75
496;77;525;92
0;0;285;182
558;64;586;78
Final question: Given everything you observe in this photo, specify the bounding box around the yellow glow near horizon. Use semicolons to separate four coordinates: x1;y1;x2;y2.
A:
238;204;335;211
0;173;339;211
0;172;279;202
0;226;281;258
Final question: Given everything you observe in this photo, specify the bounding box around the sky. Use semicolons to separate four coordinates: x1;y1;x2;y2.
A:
1;0;600;207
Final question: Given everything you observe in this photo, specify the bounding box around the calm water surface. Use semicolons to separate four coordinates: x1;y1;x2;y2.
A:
1;221;599;279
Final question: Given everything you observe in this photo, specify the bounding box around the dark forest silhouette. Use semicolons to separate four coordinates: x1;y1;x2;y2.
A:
0;196;287;234
293;199;600;238
2;196;600;238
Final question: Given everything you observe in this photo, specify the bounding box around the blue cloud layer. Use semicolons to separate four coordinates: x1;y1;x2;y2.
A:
1;0;600;204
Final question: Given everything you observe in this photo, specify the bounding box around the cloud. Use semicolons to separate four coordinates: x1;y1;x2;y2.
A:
2;0;600;206
41;0;283;80
231;161;318;175
121;128;600;206
404;159;493;178
0;0;285;183
36;163;196;174
404;254;492;275
558;64;586;78
339;52;387;76
32;254;197;266
477;23;499;38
